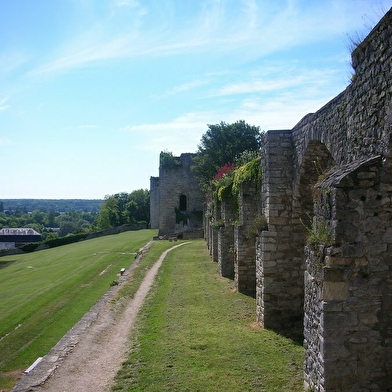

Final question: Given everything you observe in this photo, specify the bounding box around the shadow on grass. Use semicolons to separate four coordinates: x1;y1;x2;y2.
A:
282;331;304;346
220;271;303;345
272;325;304;346
0;260;18;270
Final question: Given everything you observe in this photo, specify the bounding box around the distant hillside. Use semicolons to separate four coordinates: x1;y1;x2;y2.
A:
1;199;104;213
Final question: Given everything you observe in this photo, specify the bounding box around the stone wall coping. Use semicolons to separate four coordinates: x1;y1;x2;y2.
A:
316;155;382;189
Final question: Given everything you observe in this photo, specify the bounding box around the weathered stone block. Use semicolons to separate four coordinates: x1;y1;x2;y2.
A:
322;267;347;282
324;256;354;266
322;281;350;301
320;337;351;358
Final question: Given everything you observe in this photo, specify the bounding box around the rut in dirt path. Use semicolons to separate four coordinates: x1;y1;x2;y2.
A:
11;242;189;392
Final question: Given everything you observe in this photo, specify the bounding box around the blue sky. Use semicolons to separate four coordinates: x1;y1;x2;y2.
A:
1;0;391;199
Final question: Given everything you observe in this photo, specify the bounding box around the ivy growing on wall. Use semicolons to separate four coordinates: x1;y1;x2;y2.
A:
214;157;261;202
232;157;261;196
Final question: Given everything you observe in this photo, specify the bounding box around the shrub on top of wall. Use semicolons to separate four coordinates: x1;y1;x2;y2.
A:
232;157;261;195
160;150;181;169
213;157;261;203
213;162;235;202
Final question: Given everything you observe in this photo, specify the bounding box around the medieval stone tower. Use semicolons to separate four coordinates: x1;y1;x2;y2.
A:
150;152;204;237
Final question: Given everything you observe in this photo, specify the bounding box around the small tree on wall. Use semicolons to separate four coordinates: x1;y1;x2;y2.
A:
160;150;181;169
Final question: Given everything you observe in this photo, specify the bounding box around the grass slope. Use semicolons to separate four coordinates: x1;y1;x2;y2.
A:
112;239;304;391
0;229;156;389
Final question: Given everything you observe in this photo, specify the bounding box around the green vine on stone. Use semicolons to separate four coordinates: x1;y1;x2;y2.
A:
214;157;261;202
232;157;261;196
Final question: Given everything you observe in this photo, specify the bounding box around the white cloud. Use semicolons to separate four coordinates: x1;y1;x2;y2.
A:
212;77;306;97
0;97;10;111
155;79;209;99
232;96;327;132
208;62;343;98
30;33;136;75
121;112;216;153
122;112;209;134
0;51;31;77
121;62;346;153
27;0;371;76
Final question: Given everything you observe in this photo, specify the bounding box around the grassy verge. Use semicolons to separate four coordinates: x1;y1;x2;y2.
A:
0;229;157;390
112;239;304;391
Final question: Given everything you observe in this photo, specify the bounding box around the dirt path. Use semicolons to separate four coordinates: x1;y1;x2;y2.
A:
12;242;188;392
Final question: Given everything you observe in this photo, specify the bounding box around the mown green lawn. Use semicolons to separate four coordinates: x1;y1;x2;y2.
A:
0;229;156;390
112;239;304;392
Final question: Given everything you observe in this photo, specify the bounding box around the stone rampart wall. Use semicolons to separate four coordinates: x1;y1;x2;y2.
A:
291;8;392;181
256;8;392;391
187;8;392;391
218;7;392;391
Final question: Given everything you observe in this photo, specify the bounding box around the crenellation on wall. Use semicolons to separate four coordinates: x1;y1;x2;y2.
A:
293;11;392;176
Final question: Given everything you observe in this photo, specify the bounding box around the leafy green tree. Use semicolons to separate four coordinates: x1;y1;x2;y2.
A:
44;231;58;241
0;213;8;227
123;200;138;224
192;120;263;190
0;204;98;237
113;192;130;225
31;210;46;225
97;208;111;230
102;196;119;227
47;210;57;227
75;219;91;232
28;223;45;234
58;220;77;237
128;189;150;222
97;190;150;228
